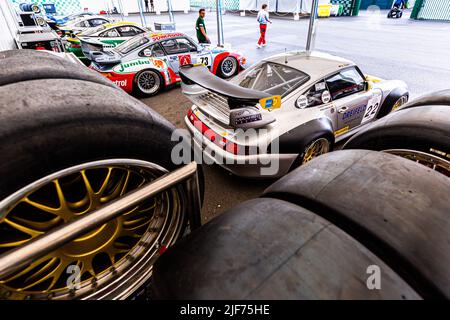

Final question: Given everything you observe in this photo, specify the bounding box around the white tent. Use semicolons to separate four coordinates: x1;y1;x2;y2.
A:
239;0;328;13
79;0;190;15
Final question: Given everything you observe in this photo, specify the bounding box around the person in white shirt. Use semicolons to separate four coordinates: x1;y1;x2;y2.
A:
257;4;272;48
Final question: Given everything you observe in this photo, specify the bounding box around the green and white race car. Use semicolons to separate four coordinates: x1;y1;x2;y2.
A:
66;22;147;63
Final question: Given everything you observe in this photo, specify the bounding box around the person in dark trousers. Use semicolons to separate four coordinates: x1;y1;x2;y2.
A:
196;8;210;44
144;0;149;13
150;0;154;12
256;4;272;48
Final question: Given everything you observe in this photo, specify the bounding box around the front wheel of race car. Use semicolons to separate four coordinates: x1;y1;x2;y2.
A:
0;79;195;300
217;56;238;79
133;69;163;97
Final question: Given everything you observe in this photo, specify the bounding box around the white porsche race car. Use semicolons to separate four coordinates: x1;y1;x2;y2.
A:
181;51;409;178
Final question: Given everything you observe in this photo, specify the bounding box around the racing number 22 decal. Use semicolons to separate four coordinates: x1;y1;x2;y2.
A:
362;93;382;124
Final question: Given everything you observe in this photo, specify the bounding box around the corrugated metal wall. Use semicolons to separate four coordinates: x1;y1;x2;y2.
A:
414;0;450;21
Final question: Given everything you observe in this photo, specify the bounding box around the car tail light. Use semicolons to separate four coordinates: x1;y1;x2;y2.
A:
187;108;248;156
35;46;46;51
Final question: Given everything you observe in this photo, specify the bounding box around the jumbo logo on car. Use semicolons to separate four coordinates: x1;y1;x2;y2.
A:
114;58;165;73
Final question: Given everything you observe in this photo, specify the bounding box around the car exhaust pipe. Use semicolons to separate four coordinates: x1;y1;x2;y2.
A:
0;162;201;280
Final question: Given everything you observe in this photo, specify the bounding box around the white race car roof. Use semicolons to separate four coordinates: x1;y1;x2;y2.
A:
63;15;110;27
263;51;356;81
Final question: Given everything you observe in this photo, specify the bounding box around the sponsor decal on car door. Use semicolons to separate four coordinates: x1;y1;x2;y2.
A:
178;54;192;66
335;92;373;131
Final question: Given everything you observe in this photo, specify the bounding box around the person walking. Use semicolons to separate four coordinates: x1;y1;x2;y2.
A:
150;0;154;13
144;0;149;13
257;4;272;48
196;8;210;44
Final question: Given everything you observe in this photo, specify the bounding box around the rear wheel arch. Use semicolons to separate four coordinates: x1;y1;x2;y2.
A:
268;117;335;170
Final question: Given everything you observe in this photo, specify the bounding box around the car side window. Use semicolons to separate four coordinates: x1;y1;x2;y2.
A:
301;81;331;108
176;38;198;53
89;19;108;27
325;68;365;100
139;43;165;57
160;38;197;55
100;28;119;37
75;21;88;28
117;26;142;37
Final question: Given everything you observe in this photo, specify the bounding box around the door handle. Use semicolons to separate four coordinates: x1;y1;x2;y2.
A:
338;106;348;114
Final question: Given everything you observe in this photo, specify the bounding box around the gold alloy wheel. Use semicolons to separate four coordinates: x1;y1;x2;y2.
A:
0;159;185;300
383;149;450;177
302;138;330;164
391;95;408;113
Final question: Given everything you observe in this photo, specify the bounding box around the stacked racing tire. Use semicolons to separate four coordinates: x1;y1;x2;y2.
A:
0;50;201;300
152;149;450;299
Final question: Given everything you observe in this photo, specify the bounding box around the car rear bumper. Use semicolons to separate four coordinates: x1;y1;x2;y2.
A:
185;116;297;178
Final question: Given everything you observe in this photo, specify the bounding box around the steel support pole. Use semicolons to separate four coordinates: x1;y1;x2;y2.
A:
305;0;319;55
137;0;147;27
117;0;125;20
216;0;224;46
167;0;174;23
0;162;199;280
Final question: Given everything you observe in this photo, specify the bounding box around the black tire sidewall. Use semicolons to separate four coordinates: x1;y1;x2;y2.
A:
0;79;177;200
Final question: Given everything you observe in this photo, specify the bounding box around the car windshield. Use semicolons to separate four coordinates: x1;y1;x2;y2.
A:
115;34;150;55
80;24;108;36
239;62;310;97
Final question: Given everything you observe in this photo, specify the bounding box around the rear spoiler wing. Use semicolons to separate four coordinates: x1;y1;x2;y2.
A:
180;64;280;110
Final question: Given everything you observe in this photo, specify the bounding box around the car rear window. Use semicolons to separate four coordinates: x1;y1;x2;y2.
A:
115;35;149;55
239;62;310;97
81;24;107;36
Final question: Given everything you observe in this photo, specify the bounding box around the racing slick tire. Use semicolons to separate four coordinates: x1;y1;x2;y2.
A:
264;150;450;298
217;56;239;79
133;69;163;97
152;198;419;299
343;105;450;176
0;79;203;300
0;49;59;60
398;89;450;110
0;53;117;89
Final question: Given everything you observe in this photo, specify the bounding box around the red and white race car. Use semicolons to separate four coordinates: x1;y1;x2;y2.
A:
89;32;246;96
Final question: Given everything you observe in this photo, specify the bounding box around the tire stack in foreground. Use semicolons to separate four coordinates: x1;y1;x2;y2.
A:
152;149;450;299
0;50;198;300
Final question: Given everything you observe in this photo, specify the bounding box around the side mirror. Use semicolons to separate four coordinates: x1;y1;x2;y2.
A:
143;49;152;57
365;80;373;91
296;95;308;109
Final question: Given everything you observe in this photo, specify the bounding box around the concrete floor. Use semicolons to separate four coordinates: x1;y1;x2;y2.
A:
135;10;449;222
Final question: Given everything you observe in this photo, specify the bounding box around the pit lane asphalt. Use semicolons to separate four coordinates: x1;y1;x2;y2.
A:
135;9;450;221
140;88;273;223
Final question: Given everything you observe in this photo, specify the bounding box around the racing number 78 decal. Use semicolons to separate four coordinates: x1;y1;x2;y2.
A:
362;91;382;124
